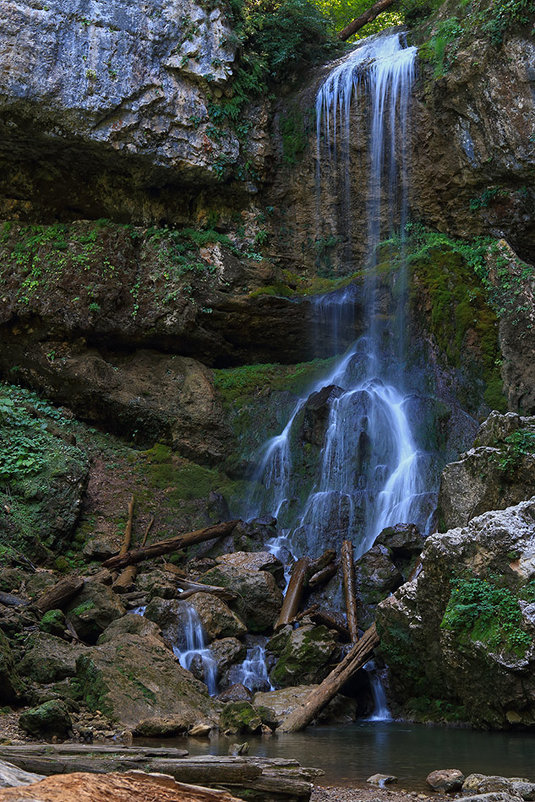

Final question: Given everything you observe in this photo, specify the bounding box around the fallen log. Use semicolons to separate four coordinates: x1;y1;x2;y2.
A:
177;581;237;602
277;623;380;733
338;0;396;41
0;591;28;608
341;539;358;642
102;521;240;571
307;549;335;577
113;496;137;591
35;576;84;614
308;561;337;589
142;516;155;547
310;609;350;641
274;557;310;630
0;771;242;802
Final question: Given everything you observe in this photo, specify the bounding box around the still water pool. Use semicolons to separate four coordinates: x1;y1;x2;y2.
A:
139;721;535;789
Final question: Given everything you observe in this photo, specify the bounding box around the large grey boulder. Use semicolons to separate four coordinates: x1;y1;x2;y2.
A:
75;632;219;732
377;499;535;728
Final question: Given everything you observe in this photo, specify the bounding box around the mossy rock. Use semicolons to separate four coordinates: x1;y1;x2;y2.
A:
19;700;72;737
220;701;262;734
268;624;338;688
39;609;66;637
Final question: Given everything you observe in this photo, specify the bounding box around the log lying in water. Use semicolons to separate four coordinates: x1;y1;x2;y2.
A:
0;748;319;800
277;623;380;733
102;521;240;571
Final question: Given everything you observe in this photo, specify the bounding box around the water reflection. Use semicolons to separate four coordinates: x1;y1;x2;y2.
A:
137;721;535;789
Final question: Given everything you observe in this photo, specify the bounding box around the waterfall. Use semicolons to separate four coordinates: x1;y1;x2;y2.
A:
230;643;274;693
245;32;432;565
172;606;218;697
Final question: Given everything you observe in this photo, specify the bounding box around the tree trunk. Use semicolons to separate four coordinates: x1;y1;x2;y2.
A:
338;0;396;41
113;495;137;589
35;577;84;614
274;557;310;630
102;521;240;571
341;540;359;642
308;562;337;589
277;623;379;733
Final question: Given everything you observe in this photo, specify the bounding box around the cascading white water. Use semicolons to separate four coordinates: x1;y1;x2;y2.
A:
230;643;274;693
245;32;430;565
173;606;218;696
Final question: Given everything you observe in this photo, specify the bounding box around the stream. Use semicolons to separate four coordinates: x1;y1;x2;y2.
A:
137;722;535;790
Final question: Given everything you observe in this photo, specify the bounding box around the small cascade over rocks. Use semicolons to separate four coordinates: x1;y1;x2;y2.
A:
230;642;274;693
246;32;432;565
132;602;218;697
172;606;218;697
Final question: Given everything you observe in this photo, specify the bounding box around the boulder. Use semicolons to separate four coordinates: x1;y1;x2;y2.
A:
143;598;191;645
18;632;83;684
426;769;465;792
355;544;404;629
38;609;67;637
65;581;125;643
301;385;344;446
97;613;162;644
375;523;424;559
216;552;284;584
220;701;262;734
75;632;219;732
19;700;72;738
219;684;253;703
185;594;247;641
377;499;535;728
463;775;535;800
200;564;283;633
253;685;357;727
267;624;338;687
438;413;535;530
208;639;246;675
0;630;22;703
367;774;397;786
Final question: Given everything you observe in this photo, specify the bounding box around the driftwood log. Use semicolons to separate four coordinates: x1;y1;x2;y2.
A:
113;496;137;591
341;539;359;642
0;749;318;800
338;0;396;41
274;557;310;629
35;576;84;614
277;623;380;733
102;521;240;571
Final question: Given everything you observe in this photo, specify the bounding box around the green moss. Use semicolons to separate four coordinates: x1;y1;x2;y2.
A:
405;696;467;724
400;226;506;411
220;701;262;733
70;600;96;616
441;575;531;656
213;356;336;407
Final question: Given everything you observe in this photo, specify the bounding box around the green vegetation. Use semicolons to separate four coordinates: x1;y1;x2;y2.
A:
213;356;336;405
441;575;532;656
493;430;535;474
386;224;505;410
0;383;87;554
208;0;333;152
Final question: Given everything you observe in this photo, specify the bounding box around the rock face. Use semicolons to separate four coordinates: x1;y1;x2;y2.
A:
0;0;262;222
75;632;219;732
438;412;535;530
0;630;21;703
65;581;126;644
377;498;535;727
18;632;83;684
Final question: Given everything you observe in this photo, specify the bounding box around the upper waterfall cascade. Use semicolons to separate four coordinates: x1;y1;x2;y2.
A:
246;33;437;564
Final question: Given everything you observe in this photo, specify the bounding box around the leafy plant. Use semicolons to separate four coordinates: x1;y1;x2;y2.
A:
441;575;531;656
